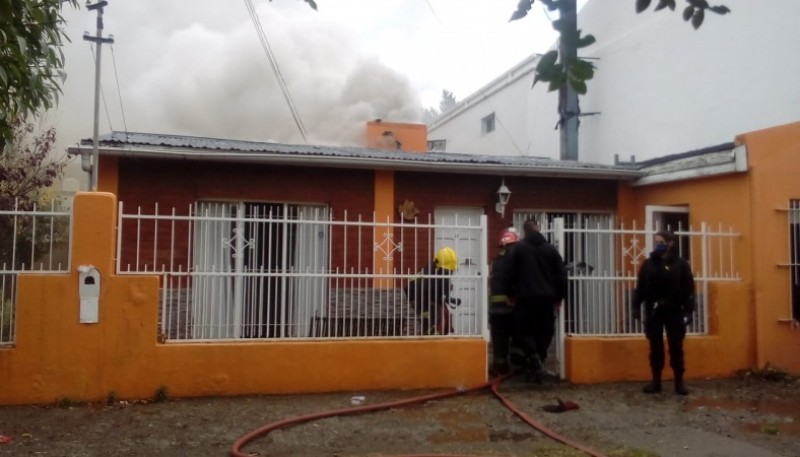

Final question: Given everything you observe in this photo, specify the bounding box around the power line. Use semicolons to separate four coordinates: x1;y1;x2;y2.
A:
110;45;129;139
89;45;114;133
243;0;308;143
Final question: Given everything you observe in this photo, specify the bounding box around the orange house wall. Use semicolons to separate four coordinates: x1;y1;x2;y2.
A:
736;121;800;372
573;167;759;381
0;193;487;406
571;123;800;382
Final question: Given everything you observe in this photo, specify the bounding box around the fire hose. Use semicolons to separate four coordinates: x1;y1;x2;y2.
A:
230;374;608;457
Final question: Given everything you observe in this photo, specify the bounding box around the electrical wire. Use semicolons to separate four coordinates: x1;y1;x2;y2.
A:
89;45;114;133
230;374;609;457
110;45;129;140
243;0;308;143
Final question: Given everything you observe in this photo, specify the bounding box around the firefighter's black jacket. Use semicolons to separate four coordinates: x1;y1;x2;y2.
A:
405;263;452;314
510;232;567;302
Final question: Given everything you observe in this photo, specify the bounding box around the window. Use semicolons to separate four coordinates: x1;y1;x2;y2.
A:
789;200;800;321
428;139;446;152
481;113;495;135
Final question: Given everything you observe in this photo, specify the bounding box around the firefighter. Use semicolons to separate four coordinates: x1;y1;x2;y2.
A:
510;218;568;383
406;247;460;335
489;227;520;375
633;230;696;395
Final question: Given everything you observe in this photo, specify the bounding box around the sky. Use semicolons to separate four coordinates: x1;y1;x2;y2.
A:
48;0;591;158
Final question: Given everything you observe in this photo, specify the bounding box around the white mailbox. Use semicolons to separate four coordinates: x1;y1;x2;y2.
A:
78;265;101;324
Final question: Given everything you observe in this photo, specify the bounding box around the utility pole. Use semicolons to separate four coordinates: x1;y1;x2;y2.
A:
82;1;114;191
558;0;579;161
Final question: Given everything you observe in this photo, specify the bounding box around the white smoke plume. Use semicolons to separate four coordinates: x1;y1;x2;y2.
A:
55;1;422;148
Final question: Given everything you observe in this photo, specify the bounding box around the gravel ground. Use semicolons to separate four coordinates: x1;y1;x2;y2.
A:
0;373;797;457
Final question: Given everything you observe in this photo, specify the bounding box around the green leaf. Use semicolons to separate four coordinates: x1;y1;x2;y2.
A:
655;0;676;11
635;0;652;13
709;5;731;14
692;8;705;29
576;33;596;48
0;66;6;86
569;58;595;80
687;0;710;8
547;75;565;92
569;78;588;95
682;5;694;21
509;0;532;22
16;35;27;55
536;50;559;75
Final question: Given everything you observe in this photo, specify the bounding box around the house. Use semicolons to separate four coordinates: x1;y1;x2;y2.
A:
1;119;798;405
427;0;800;164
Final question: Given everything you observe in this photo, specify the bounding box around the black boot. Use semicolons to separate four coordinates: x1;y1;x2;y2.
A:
642;371;662;394
525;354;546;384
674;376;689;396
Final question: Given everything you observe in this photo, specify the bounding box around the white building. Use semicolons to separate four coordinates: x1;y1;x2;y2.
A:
428;0;800;164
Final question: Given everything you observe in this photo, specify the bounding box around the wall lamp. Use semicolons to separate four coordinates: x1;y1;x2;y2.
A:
495;179;511;218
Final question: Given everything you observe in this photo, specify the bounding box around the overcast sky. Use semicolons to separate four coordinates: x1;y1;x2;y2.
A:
48;0;588;155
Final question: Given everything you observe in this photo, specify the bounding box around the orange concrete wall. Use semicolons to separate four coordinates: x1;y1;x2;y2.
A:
569;150;761;382
736;121;800;372
366;121;428;152
567;281;755;382
574;122;800;381
0;193;487;406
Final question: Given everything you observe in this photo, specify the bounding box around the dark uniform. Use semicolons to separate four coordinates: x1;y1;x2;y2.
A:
406;263;456;335
510;231;568;381
489;244;516;373
634;246;695;395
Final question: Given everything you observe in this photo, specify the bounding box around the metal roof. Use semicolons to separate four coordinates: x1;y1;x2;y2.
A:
67;131;644;180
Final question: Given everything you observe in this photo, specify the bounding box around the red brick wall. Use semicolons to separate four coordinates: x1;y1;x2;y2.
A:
394;172;618;264
116;159;375;273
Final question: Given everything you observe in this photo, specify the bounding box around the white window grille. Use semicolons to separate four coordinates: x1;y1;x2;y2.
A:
116;201;488;342
513;211;740;336
784;200;800;322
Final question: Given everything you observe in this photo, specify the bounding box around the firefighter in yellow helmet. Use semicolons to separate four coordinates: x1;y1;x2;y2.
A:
405;247;461;335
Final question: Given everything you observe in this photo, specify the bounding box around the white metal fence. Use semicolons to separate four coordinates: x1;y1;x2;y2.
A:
116;202;488;341
544;218;740;336
0;197;73;345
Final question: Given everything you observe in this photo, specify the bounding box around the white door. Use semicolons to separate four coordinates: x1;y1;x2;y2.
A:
433;207;483;335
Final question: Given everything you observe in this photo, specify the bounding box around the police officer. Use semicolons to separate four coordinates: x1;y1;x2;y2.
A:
633;230;696;395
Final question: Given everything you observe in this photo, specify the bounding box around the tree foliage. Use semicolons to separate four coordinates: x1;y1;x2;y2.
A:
511;0;731;94
0;119;67;210
439;90;458;114
0;119;69;274
0;0;78;152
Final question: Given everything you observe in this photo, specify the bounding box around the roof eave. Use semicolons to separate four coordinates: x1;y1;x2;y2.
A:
67;144;644;181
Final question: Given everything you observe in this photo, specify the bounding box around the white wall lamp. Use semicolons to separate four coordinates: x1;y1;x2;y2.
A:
495;179;511;218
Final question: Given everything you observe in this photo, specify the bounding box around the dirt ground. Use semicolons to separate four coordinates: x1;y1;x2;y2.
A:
0;372;798;457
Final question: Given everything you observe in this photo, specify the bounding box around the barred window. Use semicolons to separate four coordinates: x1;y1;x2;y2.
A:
428;139;446;152
789;200;800;321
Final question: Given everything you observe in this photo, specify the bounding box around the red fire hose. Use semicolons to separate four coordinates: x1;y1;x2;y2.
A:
230;374;608;457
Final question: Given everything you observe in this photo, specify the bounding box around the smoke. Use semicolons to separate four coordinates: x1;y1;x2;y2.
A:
56;1;422;148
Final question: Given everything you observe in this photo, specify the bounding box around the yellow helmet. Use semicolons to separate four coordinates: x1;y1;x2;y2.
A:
434;247;458;271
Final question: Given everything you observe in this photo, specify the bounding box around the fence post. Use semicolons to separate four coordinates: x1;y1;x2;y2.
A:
701;221;710;332
553;217;567;380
